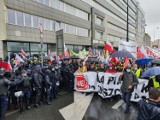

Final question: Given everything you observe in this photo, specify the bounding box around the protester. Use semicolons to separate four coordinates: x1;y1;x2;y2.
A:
120;64;139;114
137;87;160;120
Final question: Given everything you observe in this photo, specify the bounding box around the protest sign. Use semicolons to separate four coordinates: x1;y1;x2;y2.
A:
119;40;137;59
74;72;149;102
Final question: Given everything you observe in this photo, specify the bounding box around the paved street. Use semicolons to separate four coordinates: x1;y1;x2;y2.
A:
83;94;138;120
6;91;74;120
6;92;138;120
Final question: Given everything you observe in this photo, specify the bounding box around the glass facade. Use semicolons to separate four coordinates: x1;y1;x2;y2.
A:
7;9;89;37
33;0;89;21
66;44;84;53
7;42;48;56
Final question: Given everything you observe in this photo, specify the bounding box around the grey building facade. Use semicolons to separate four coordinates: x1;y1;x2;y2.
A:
0;0;145;58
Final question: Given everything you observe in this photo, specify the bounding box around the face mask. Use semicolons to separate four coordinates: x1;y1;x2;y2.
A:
55;66;58;69
109;67;112;70
52;68;55;71
22;73;27;77
134;68;137;70
126;69;131;72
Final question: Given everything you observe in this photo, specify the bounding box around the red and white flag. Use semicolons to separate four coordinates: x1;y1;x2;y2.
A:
64;43;69;57
48;55;54;64
21;49;28;57
104;41;114;53
0;61;12;71
15;54;24;65
138;46;148;58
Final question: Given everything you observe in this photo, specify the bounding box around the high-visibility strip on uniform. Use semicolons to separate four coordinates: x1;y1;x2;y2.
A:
152;76;160;88
136;69;141;78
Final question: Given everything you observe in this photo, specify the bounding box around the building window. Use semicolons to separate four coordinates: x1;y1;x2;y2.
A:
8;9;15;24
16;11;24;26
96;17;103;26
39;0;44;4
51;20;55;31
96;31;103;40
59;1;64;11
33;16;38;28
24;13;31;27
7;42;29;51
30;43;47;52
55;21;61;31
44;0;49;6
39;17;44;26
44;19;50;31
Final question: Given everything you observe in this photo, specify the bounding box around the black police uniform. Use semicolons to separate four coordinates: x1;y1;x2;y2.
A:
0;75;15;120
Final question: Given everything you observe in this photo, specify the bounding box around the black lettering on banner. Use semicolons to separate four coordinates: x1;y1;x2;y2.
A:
108;88;114;96
97;75;104;84
117;80;121;85
141;84;148;93
89;85;95;90
107;77;114;84
98;86;108;97
134;85;138;90
134;93;140;99
114;89;121;95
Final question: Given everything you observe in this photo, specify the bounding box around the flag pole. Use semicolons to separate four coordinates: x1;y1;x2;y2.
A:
106;50;108;60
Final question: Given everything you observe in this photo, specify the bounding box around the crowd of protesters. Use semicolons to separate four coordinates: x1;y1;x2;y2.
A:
1;49;160;120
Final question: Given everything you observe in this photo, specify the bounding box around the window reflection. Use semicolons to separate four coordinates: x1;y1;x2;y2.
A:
8;9;15;24
25;13;31;27
16;11;24;26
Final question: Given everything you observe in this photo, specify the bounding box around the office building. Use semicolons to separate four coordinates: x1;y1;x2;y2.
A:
0;0;145;58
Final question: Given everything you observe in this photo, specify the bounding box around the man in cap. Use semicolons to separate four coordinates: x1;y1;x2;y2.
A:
0;68;15;120
120;64;139;114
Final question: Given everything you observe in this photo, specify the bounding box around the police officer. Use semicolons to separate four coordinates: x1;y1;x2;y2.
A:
0;69;15;120
18;70;31;113
44;69;52;105
32;65;42;108
61;61;69;91
67;58;75;93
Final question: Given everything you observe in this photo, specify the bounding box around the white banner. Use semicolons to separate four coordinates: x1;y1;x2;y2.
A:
74;72;149;102
119;40;137;59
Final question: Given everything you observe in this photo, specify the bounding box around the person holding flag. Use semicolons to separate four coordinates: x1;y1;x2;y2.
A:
120;64;139;114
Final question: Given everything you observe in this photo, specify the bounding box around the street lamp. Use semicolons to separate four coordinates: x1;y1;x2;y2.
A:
154;27;159;41
126;0;129;42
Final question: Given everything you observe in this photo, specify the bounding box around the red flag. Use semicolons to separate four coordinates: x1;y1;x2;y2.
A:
0;61;12;71
123;56;130;69
104;41;114;53
21;49;28;57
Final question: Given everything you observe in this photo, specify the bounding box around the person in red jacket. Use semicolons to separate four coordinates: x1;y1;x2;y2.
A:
106;64;116;73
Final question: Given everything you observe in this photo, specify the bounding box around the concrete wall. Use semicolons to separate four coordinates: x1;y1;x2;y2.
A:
0;0;7;58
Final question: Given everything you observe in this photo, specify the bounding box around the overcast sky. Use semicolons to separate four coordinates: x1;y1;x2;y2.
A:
138;0;160;41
